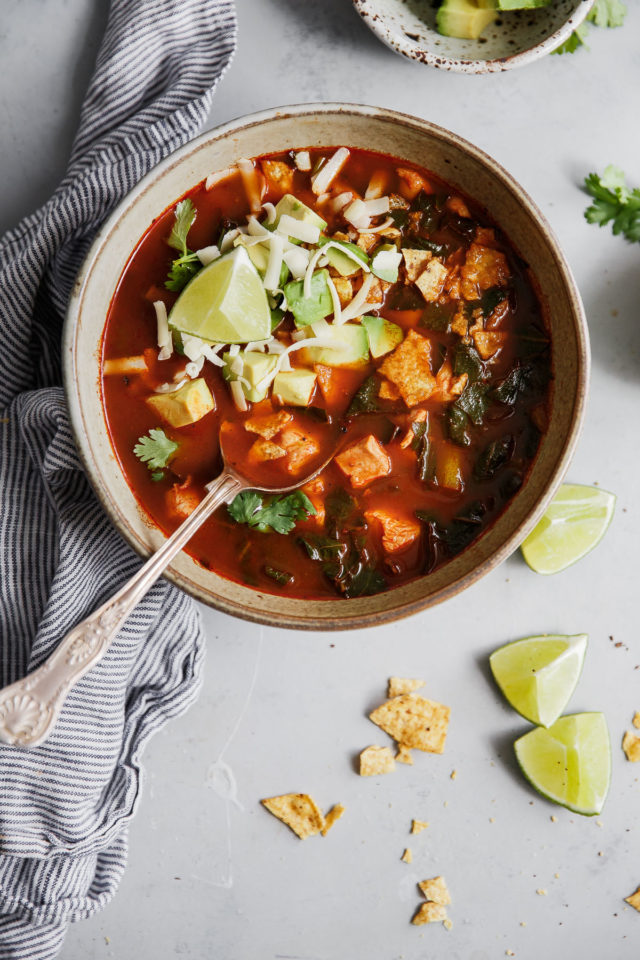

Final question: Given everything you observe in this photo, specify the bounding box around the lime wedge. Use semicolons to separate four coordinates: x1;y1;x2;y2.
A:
169;246;271;344
521;484;616;575
490;634;587;727
514;713;610;816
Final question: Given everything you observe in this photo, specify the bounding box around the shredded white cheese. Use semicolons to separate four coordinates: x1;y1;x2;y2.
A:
185;357;205;379
365;216;395;234
302;240;369;300
365;170;388;200
230;380;248;412
237;157;263;213
311;147;350;196
363;197;390;217
196;245;220;266
153;301;172;361
344;198;370;231
283;246;310;279
262;202;277;225
294;150;311;171
326;275;342;325
220;228;241;252
205;166;237;190
331;191;353;212
153;378;188;394
339;273;375;323
253;335;347;394
276;214;321;245
263;233;285;290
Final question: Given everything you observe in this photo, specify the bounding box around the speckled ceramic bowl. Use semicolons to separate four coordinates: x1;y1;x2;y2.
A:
353;0;593;72
64;103;589;630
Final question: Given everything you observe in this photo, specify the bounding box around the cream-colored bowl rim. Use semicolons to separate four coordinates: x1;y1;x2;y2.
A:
63;103;589;631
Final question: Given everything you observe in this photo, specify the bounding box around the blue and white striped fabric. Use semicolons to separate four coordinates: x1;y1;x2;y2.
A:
0;2;236;956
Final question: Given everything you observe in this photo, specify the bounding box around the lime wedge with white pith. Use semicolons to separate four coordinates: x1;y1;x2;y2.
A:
521;484;616;576
490;634;587;727
168;245;271;344
514;713;611;816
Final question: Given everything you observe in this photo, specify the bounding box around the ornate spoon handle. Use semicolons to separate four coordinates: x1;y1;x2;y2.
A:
0;470;243;748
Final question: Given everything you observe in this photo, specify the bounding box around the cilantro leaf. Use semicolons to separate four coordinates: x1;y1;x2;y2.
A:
228;490;316;534
587;0;626;27
167;199;197;257
165;252;201;292
583;166;640;243
551;22;590;54
133;428;179;471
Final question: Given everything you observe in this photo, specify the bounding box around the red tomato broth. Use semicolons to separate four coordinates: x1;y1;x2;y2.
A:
101;146;552;600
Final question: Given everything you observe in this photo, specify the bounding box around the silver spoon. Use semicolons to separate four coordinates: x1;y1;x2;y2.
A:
0;426;337;748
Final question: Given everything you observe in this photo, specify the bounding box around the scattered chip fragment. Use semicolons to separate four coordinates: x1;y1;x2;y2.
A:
369;694;450;754
623;731;640;762
359;744;396;776
321;803;346;836
625;886;640;912
401;848;413;864
388;676;425;698
412;902;448;925
633;712;640;730
261;793;326;839
418;876;451;906
411;819;429;835
396;744;413;765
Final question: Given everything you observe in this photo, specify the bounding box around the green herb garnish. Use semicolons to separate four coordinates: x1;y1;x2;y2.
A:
583;165;640;243
552;0;626;55
165;198;201;292
133;428;179;471
228;490;316;534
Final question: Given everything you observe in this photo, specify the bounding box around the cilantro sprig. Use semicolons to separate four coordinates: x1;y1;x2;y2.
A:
133;428;179;472
583;165;640;243
165;198;202;292
552;0;626;55
228;490;316;534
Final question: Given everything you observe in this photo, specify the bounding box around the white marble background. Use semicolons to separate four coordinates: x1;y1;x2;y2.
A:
2;1;640;957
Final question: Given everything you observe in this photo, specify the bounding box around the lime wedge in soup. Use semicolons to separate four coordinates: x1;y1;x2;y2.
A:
490;634;587;728
514;713;611;816
169;245;271;344
521;484;616;575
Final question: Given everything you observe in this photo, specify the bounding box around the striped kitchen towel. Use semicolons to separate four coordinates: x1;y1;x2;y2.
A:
0;1;236;956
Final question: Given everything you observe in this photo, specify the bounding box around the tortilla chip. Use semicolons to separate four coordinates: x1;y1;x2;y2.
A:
418;876;451;906
625;886;640;912
633;712;640;730
396;744;413;765
412;902;448;925
623;731;640;762
411;819;428;834
388;677;425;698
369;694;450;754
261;793;325;839
401;847;413;863
321;803;345;836
359;744;396;776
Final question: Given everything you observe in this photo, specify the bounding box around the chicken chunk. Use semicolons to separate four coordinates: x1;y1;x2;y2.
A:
365;509;421;554
402;248;432;283
378;330;435;407
260;159;294;194
166;479;200;521
445;196;471;218
396;167;432;201
430;359;468;404
335;435;391;488
415;259;449;302
279;427;320;474
461;243;510;301
244;410;293;440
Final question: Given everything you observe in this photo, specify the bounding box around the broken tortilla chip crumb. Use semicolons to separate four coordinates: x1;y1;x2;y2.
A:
623;731;640;762
412;902;448;926
418;876;451;906
388;676;425;698
625;886;640;912
261;793;325;839
396;744;413;765
369;694;450;754
359;744;396;776
411;819;429;834
321;803;345;836
401;847;413;864
633;712;640;730
443;918;453;931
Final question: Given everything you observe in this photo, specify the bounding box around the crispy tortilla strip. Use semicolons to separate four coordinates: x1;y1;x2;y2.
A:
402;248;432;283
411;819;429;834
359;744;396;776
321;803;346;836
623;731;640;762
388;677;425;698
396;744;413;765
412;902;448;926
379;330;436;407
245;410;292;440
401;848;412;864
461;243;510;300
369;694;450;754
625;886;640;912
249;438;286;461
418;876;451;905
633;712;640;730
415;259;448;302
379;379;401;401
261;793;325;839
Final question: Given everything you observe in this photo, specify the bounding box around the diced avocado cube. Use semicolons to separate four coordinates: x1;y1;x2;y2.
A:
371;244;402;283
274;193;326;232
223;351;279;403
361;316;404;359
284;269;334;327
321;239;369;277
273;369;317;406
146;378;215;428
300;323;369;368
436;0;497;39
